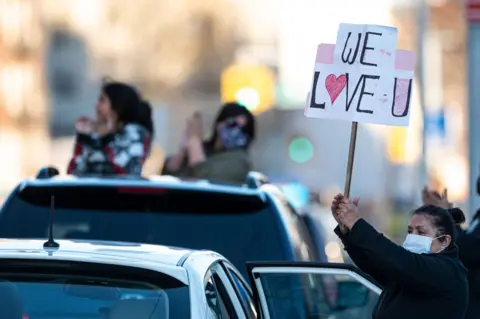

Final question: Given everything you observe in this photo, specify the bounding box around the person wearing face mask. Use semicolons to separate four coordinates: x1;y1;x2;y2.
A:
162;102;255;183
331;193;468;319
67;82;152;176
422;187;480;319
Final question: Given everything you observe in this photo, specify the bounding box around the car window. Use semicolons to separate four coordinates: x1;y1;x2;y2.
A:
277;201;317;261
291;207;317;259
205;266;238;319
206;275;228;319
300;213;329;263
250;266;379;319
0;186;291;279
225;266;257;319
0;264;190;319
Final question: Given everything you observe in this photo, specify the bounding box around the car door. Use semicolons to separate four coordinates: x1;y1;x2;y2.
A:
247;262;381;319
222;261;258;319
204;262;245;318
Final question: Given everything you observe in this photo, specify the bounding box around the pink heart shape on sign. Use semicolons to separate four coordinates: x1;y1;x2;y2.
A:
325;74;347;104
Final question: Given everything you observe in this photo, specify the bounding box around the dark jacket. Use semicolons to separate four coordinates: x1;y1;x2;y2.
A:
335;219;468;319
457;222;480;319
67;124;151;176
162;147;252;184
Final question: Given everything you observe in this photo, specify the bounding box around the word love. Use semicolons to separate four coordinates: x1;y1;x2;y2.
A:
309;69;411;118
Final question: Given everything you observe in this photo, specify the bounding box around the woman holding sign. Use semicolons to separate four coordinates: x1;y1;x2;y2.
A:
331;194;468;319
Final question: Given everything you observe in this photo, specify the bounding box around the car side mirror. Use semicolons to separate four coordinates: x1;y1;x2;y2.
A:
333;281;369;310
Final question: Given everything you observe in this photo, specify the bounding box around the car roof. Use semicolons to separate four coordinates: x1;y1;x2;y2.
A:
18;175;267;198
0;239;206;284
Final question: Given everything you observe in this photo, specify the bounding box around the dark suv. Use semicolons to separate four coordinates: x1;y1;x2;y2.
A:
0;167;324;279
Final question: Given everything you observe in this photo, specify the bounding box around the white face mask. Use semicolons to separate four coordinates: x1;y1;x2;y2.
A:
402;234;446;254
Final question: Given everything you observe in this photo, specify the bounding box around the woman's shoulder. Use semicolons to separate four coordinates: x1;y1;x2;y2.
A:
431;248;468;281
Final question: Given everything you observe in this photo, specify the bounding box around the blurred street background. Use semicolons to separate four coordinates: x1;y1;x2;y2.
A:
0;0;473;244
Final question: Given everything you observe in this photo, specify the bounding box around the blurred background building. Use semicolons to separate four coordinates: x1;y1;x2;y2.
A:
0;0;49;197
0;0;471;229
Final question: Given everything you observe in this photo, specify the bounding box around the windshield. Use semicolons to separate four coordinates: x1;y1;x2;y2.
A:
0;268;189;319
0;186;288;278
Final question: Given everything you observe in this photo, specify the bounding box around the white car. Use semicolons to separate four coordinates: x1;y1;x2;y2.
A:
0;239;382;319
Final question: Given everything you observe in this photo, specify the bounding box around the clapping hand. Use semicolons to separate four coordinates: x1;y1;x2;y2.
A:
331;194;360;233
186;112;203;141
180;131;189;151
76;116;115;136
75;117;95;135
184;112;206;166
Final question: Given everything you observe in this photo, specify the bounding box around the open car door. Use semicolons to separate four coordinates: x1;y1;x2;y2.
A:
247;262;382;319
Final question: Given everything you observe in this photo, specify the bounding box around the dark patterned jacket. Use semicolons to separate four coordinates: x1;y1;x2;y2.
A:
67;124;151;176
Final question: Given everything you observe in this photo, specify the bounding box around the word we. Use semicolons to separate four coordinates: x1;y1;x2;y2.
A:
341;31;384;66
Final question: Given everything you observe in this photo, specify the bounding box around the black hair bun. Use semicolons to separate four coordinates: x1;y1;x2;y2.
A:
449;208;466;225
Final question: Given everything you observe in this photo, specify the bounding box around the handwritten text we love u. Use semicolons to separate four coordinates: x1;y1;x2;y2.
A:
305;24;416;127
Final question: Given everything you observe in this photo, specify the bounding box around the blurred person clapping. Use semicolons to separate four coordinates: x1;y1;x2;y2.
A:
423;187;480;319
67;82;153;176
162;102;255;183
332;193;468;319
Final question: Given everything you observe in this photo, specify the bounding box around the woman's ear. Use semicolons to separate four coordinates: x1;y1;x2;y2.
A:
443;234;452;248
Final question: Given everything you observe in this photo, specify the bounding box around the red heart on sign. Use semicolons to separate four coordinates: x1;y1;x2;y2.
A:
325;74;347;104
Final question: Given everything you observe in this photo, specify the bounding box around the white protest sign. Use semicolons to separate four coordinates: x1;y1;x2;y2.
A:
305;23;416;127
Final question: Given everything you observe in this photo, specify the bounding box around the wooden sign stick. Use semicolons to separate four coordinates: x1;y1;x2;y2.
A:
344;121;358;198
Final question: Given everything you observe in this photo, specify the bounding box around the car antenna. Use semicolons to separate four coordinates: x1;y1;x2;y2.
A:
43;195;59;251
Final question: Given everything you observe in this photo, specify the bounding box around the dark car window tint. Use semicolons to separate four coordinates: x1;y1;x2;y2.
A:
257;272;378;319
205;265;238;319
290;213;317;260
227;268;257;318
0;269;190;319
300;213;329;262
212;272;237;318
0;186;288;278
206;275;229;318
276;200;317;261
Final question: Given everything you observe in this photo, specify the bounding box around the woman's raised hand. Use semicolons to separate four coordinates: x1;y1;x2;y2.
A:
332;194;348;234
332;193;360;231
421;186;452;209
186;112;203;140
331;194;344;224
75;117;95;135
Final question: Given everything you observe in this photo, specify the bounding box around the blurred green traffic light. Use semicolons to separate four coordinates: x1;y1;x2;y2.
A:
288;137;314;163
